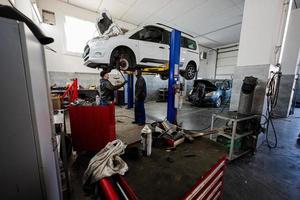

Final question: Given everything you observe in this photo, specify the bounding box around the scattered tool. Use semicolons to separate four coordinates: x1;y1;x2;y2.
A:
149;119;220;148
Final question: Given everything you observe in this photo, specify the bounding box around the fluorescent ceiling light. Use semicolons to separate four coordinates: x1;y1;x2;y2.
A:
32;2;42;23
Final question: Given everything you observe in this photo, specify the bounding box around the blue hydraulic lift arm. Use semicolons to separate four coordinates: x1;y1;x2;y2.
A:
167;29;181;123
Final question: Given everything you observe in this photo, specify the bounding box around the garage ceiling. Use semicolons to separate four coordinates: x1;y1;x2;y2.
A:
60;0;245;48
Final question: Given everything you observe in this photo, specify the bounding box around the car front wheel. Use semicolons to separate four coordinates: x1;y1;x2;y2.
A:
214;97;222;108
111;48;136;71
183;64;196;80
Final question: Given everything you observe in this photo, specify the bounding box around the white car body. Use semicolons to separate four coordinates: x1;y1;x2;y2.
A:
83;23;200;80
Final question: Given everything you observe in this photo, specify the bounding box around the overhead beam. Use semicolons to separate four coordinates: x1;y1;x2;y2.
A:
196;22;242;37
59;1;138;27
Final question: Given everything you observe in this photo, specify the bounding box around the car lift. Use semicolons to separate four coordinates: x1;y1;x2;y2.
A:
126;29;182;123
167;29;181;124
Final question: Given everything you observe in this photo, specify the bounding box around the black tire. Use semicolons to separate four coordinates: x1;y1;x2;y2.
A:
214;97;222;108
159;72;169;80
183;63;196;80
111;48;135;71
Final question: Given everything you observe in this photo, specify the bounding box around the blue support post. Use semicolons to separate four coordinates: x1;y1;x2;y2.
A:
167;29;181;123
127;74;134;109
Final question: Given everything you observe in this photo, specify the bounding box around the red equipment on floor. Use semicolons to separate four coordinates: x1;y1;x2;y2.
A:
69;104;116;152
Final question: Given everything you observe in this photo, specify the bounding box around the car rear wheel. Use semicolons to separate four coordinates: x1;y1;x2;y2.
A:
183;64;196;80
214;97;222;108
159;72;169;80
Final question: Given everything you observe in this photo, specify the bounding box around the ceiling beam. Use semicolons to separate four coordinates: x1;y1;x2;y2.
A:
59;1;138;27
196;22;242;37
119;0;138;20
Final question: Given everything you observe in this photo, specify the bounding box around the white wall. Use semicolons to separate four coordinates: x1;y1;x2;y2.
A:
237;0;286;66
216;44;239;79
0;0;11;6
0;0;37;21
198;43;239;79
280;8;300;75
37;0;136;73
198;46;217;79
273;8;300;117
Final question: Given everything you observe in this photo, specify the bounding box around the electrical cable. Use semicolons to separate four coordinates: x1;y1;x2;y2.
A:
115;115;135;120
189;97;230;132
263;65;282;148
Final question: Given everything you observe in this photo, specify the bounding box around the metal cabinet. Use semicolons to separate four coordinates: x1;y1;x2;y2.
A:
0;17;61;199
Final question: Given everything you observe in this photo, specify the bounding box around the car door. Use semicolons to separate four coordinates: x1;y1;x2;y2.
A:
161;32;186;69
180;37;188;69
130;26;167;67
161;29;170;66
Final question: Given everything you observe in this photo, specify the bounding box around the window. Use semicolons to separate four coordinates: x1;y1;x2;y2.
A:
186;38;197;50
180;37;197;50
181;37;185;47
130;26;163;43
162;30;170;45
130;28;146;40
64;16;97;54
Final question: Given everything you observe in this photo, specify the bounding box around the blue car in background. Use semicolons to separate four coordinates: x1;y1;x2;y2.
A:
187;79;232;107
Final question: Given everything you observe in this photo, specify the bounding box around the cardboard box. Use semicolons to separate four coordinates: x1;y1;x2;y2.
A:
51;95;61;110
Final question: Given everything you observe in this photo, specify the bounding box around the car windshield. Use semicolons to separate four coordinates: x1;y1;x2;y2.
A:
212;81;224;89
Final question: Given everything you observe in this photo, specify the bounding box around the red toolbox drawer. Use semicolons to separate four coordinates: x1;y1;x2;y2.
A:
69;105;116;152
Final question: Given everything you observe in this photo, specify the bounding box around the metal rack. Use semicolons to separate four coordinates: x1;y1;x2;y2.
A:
210;112;259;161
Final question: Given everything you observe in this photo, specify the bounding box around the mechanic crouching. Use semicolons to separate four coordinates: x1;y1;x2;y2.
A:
100;70;127;105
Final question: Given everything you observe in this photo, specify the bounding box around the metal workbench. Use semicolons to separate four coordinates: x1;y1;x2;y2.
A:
210;111;260;161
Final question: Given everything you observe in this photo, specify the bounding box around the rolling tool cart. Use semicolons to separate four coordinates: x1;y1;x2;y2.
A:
210;112;260;161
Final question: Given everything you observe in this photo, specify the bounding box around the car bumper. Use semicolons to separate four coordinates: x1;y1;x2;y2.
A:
83;57;109;68
202;96;217;104
187;96;217;105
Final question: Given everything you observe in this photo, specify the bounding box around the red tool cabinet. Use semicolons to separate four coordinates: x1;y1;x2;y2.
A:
69;105;116;152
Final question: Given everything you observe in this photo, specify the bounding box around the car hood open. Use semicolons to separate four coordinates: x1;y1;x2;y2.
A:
194;80;218;90
96;9;123;38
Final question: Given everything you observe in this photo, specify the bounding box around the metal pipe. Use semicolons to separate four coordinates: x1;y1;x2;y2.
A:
214;49;219;79
217;49;239;54
217;44;239;50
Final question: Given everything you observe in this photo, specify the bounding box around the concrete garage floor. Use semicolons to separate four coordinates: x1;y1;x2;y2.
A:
67;101;300;200
142;101;300;200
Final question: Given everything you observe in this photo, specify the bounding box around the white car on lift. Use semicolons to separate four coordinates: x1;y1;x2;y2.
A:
83;11;199;80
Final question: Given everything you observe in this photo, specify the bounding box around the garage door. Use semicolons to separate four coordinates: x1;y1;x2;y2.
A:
215;45;239;79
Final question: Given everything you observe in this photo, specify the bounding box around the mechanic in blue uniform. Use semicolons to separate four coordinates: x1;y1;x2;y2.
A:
132;69;147;125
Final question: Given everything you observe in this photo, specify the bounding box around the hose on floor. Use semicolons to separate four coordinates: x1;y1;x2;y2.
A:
192;97;230;132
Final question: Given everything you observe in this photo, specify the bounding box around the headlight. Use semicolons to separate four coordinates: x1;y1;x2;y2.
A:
205;91;215;97
94;50;105;57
